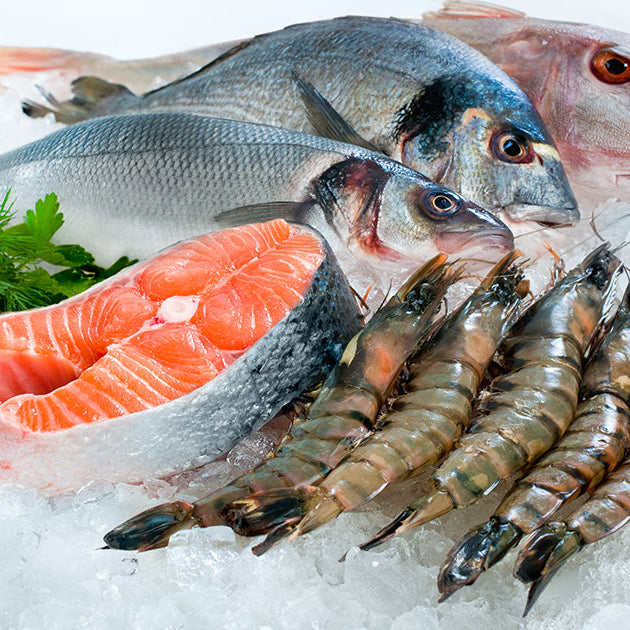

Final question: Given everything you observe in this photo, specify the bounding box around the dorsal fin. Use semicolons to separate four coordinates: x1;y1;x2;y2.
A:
290;72;382;154
143;36;259;96
423;1;526;20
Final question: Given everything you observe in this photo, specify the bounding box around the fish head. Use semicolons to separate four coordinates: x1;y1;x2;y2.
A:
395;75;578;225
471;24;630;175
570;41;630;165
505;31;630;208
423;10;630;200
311;157;513;262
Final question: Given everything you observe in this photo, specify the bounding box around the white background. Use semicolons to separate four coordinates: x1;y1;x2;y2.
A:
3;0;630;58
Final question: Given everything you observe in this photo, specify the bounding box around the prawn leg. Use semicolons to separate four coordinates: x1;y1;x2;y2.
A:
359;244;621;552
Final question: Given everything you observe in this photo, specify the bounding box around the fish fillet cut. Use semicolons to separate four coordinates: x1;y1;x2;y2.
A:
0;219;324;431
0;219;361;492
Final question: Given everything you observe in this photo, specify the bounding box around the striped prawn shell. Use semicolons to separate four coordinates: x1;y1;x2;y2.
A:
498;292;630;532
307;251;526;513
433;245;621;508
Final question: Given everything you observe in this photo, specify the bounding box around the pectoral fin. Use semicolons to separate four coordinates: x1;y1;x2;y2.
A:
214;201;313;228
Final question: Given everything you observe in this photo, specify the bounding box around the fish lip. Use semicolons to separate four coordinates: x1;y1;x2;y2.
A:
436;230;514;255
502;203;580;225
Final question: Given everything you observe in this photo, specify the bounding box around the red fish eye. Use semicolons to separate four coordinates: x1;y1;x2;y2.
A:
591;49;630;84
426;192;460;217
491;131;534;164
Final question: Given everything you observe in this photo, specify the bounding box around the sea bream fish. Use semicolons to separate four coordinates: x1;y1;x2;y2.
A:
422;1;630;208
0;219;362;492
0;112;513;296
21;16;578;225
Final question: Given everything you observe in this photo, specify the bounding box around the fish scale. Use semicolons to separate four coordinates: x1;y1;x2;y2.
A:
0;112;512;299
21;16;578;224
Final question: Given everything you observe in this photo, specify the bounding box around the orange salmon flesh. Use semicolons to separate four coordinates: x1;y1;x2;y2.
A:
0;219;325;431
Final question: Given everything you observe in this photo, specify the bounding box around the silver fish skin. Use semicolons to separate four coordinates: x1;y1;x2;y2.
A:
0;113;512;284
0;226;362;492
422;1;630;209
22;16;578;225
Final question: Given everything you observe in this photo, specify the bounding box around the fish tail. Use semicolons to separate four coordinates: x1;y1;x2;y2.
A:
0;45;98;75
103;500;197;551
22;75;135;123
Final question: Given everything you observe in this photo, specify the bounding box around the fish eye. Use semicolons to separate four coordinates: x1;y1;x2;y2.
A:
425;191;461;218
591;48;630;84
491;130;534;164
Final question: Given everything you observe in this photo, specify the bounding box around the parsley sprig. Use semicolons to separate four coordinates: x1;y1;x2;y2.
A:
0;191;136;312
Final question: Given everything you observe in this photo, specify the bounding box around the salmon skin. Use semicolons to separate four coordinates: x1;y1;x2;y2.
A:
0;220;362;492
0;112;512;295
21;16;578;225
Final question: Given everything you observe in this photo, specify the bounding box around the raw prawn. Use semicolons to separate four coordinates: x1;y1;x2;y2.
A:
103;254;457;551
437;283;630;600
359;244;621;552
220;251;528;551
514;456;630;615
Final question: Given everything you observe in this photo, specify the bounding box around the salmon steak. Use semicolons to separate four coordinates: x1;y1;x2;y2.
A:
0;219;361;492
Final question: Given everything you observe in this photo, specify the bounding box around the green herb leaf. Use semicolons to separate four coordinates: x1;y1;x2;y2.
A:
0;191;137;312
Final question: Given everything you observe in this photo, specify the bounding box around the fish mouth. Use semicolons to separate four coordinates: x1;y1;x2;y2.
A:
435;229;514;255
503;203;580;226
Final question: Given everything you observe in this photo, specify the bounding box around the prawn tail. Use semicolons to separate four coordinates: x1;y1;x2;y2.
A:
357;505;417;553
513;522;581;617
226;488;346;555
358;490;455;553
219;487;319;539
103;500;197;552
294;491;344;536
437;518;522;601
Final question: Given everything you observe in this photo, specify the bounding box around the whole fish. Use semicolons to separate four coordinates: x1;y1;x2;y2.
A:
22;16;578;225
0;219;361;492
423;1;630;208
0;112;513;296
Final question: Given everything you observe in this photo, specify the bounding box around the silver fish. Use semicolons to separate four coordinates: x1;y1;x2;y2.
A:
22;16;578;225
0;113;513;293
